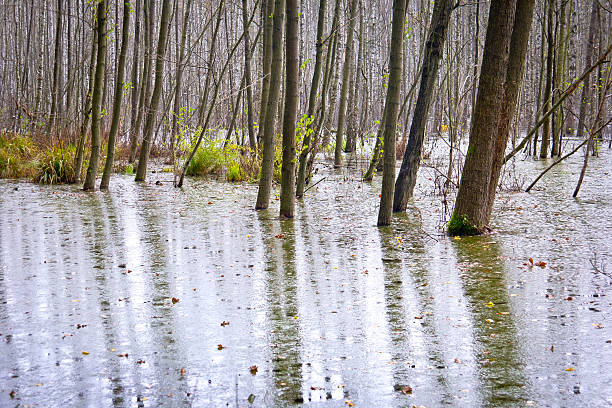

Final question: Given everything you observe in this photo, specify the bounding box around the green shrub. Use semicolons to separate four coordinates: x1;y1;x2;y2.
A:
0;133;37;178
226;162;244;182
35;143;77;184
186;138;229;177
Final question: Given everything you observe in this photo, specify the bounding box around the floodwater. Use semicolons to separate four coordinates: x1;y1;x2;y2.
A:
1;149;611;407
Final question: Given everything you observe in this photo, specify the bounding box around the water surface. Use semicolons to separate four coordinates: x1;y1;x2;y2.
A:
1;151;611;407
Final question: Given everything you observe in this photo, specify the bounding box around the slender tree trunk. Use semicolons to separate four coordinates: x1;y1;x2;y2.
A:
256;0;285;210
83;0;108;191
128;0;141;163
280;0;299;219
135;0;173;182
377;0;407;226
257;0;275;143
539;0;554;158
170;0;192;186
533;5;546;156
100;0;132;189
574;0;598;144
449;0;518;234
243;0;256;151
333;0;358;167
296;0;327;197
47;0;63;134
551;1;567;157
74;28;98;184
393;0;453;211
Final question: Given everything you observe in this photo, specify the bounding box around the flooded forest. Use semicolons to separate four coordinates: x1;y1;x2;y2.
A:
1;0;611;406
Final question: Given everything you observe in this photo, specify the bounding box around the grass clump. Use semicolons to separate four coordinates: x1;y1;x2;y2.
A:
0;133;38;178
35;142;78;184
186;138;228;177
185;136;261;182
447;213;479;236
226;162;244;182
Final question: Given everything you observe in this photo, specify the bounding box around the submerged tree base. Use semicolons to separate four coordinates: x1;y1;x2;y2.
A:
447;213;480;236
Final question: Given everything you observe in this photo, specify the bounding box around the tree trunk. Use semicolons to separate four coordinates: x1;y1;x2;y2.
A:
280;0;299;219
74;27;98;184
256;0;285;210
393;0;453;211
100;0;132;190
83;0;107;191
484;0;536;219
128;0;141;163
135;0;173;182
296;0;327;198
333;0;358;167
243;0;257;151
47;0;63;134
448;0;518;234
539;0;554;158
170;0;192;186
377;0;407;226
574;0;598;144
257;0;275;143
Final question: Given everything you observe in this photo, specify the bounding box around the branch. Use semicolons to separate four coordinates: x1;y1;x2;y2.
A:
503;42;612;165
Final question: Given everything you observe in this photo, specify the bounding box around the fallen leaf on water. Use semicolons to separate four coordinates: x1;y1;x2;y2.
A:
529;258;534;265
345;400;354;407
534;261;547;268
593;323;603;329
249;365;258;375
565;367;575;371
248;394;256;403
82;351;90;355
486;302;494;308
401;386;413;394
172;297;180;304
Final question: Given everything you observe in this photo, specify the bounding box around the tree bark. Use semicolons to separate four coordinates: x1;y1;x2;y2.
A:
257;0;275;143
393;0;453;211
135;0;173;182
333;0;358;167
47;0;63;134
83;0;107;191
243;0;257;151
574;0;598;144
296;0;327;197
449;0;518;234
100;0;132;190
539;0;554;158
376;0;407;226
74;27;98;184
255;0;285;210
280;0;299;219
483;0;535;219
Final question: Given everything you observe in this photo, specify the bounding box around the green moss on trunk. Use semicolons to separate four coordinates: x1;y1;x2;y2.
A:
447;213;479;236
